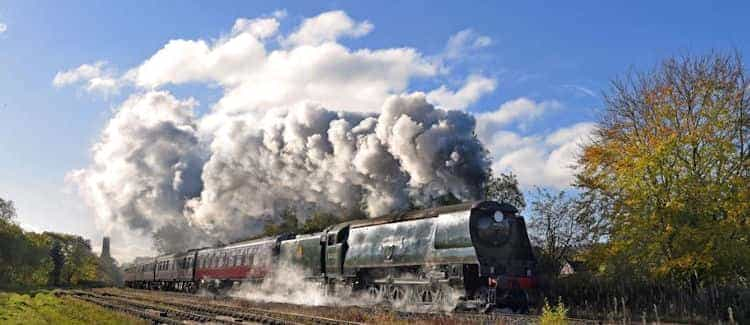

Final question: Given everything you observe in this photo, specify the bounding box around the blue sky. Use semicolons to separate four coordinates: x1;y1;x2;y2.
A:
1;1;748;259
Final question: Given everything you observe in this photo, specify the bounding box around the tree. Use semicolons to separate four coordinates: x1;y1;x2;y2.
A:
300;211;338;234
484;171;526;210
262;208;299;236
0;197;16;221
49;241;64;286
576;52;750;284
527;188;586;275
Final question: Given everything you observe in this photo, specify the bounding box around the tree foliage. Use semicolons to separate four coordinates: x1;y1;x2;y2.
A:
0;195;114;289
0;198;16;221
576;52;750;284
485;171;526;210
262;208;366;237
528;188;586;275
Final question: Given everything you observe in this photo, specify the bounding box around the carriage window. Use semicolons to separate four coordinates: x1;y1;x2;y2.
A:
328;234;336;245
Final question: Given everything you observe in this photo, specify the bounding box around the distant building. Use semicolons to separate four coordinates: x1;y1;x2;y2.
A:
100;237;111;259
560;258;586;276
98;236;122;285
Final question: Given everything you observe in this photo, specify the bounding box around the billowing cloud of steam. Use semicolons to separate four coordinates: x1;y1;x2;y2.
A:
69;90;489;250
67;91;206;252
186;93;489;240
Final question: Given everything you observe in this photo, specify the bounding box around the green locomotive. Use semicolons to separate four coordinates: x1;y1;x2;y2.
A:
125;201;537;311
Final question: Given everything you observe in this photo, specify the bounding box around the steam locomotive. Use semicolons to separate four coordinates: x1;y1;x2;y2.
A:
123;201;537;311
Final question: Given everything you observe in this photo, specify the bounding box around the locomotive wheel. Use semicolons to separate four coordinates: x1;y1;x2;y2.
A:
419;287;434;303
367;286;381;301
389;286;407;304
419;286;446;304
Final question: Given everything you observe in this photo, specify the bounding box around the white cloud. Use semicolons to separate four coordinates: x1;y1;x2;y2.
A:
476;97;560;138
231;17;280;39
271;9;288;19
427;74;497;110
475;97;595;188
116;12;436;123
562;84;596;97
0;23;7;34
443;28;492;60
53;61;121;95
478;109;596;188
284;11;373;46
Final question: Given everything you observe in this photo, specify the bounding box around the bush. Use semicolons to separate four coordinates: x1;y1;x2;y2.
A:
540;298;568;325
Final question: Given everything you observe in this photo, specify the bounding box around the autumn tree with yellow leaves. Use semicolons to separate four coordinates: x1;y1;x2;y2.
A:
576;52;750;286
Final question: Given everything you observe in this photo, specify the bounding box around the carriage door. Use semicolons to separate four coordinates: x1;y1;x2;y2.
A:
325;225;350;277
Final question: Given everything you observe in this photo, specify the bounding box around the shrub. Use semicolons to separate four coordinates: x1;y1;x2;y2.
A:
540;298;568;325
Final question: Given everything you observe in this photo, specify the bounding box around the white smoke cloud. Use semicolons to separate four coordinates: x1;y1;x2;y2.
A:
67;91;206;252
186;93;488;240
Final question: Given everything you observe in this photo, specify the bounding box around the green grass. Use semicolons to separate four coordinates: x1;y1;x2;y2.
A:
0;291;147;325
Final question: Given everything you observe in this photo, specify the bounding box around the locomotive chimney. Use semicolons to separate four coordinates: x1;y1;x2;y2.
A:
101;236;111;259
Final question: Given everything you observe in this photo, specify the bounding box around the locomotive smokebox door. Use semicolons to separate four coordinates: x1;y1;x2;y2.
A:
324;224;350;277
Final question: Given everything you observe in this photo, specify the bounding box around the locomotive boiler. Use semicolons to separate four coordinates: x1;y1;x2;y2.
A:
123;201;537;311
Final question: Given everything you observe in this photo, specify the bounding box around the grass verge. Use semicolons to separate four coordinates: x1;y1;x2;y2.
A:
0;290;147;325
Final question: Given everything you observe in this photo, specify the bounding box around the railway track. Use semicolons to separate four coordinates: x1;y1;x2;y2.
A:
77;288;600;324
64;289;363;325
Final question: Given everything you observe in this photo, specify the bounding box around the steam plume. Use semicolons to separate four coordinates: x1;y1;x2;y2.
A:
71;92;489;250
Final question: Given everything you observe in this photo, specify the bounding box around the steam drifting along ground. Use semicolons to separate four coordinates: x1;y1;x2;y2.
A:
227;262;462;313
